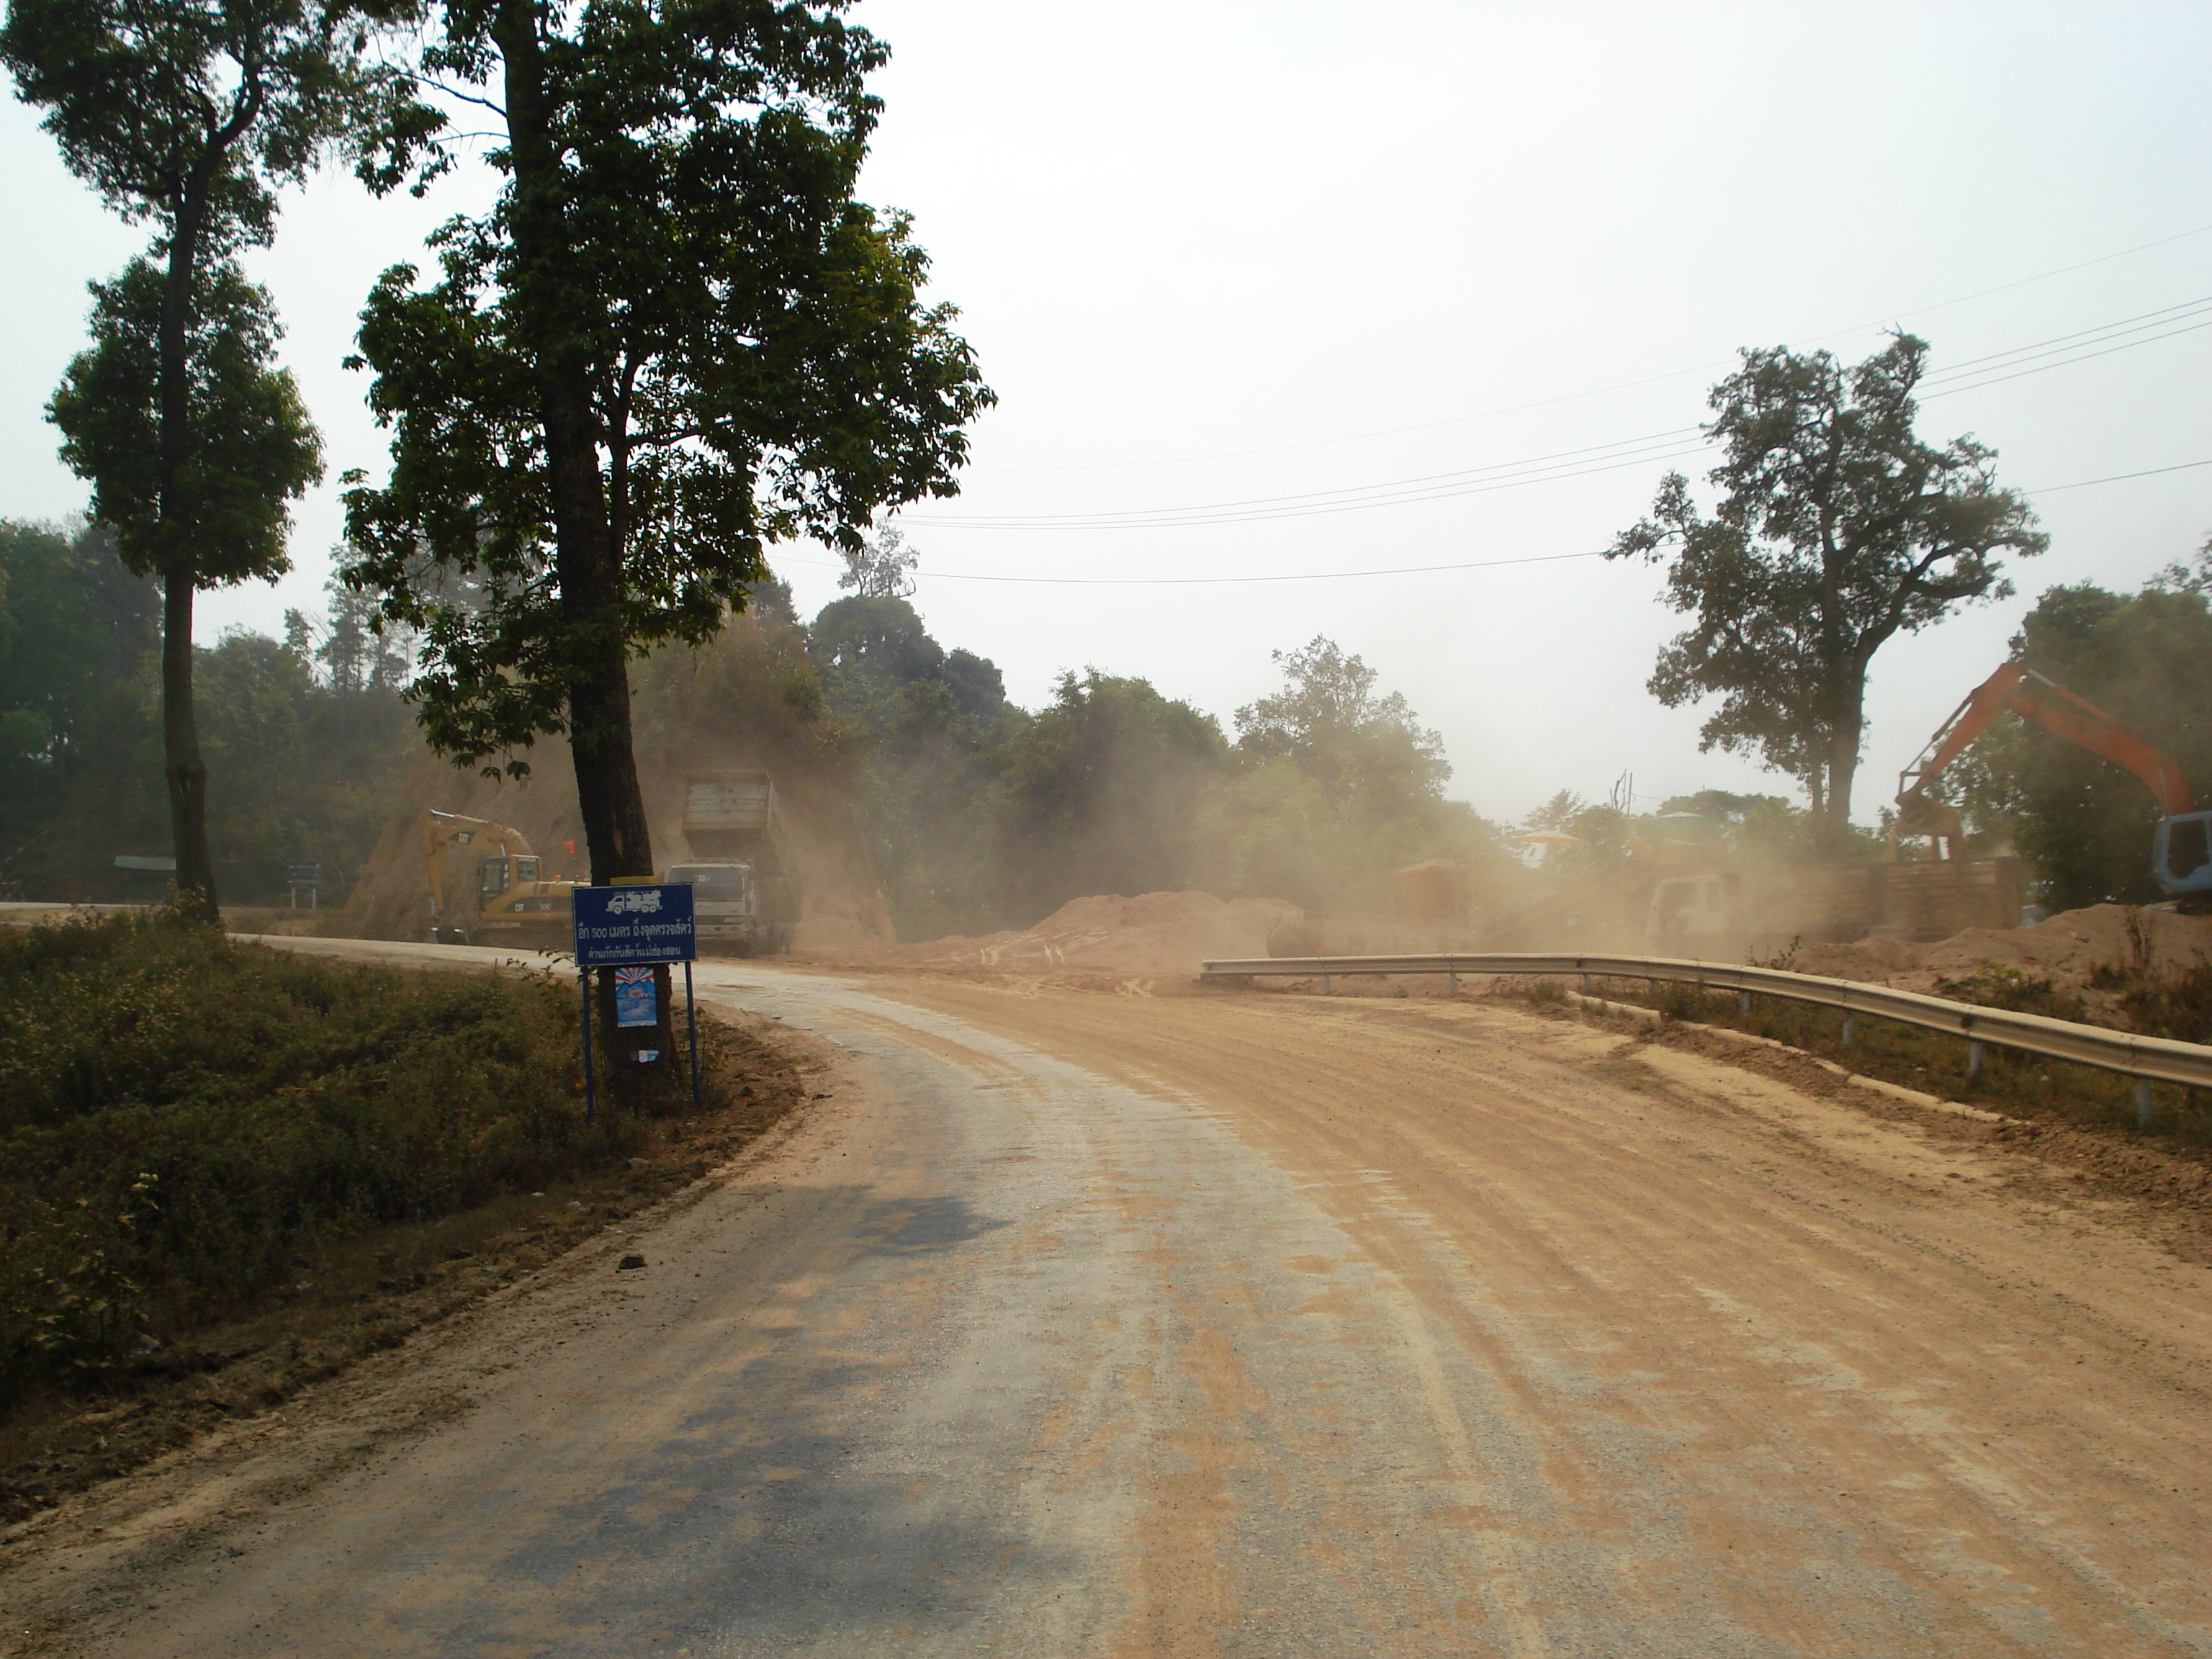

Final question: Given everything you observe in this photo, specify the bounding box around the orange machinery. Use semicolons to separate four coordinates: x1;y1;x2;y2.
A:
1894;662;2211;902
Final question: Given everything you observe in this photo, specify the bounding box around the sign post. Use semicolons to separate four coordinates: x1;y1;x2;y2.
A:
285;860;323;910
571;882;699;1122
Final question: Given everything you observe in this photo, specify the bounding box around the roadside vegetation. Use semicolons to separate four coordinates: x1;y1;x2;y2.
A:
2;908;634;1408
1529;942;2212;1153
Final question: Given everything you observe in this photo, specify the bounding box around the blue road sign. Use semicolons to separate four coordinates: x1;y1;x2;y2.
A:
572;883;697;967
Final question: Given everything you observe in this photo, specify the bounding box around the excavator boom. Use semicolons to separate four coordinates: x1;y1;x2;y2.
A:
1899;662;2195;818
1897;660;2209;903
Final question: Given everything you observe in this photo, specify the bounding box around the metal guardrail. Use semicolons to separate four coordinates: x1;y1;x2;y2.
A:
1200;953;2212;1110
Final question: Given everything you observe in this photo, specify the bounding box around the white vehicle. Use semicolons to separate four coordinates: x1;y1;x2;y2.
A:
1645;873;1747;958
676;769;798;953
666;860;788;956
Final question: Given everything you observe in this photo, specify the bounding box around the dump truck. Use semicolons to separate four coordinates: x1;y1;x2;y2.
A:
422;811;579;948
669;770;798;954
1643;858;2020;958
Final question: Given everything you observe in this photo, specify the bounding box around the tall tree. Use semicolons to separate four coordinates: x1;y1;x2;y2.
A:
341;0;990;1062
1235;636;1450;816
838;523;920;598
48;258;324;889
3;0;436;917
1609;334;2046;855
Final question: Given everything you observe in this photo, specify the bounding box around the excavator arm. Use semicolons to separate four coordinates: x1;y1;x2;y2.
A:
421;811;534;934
1897;662;2196;832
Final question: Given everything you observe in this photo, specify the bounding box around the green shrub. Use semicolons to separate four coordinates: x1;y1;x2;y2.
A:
0;909;614;1403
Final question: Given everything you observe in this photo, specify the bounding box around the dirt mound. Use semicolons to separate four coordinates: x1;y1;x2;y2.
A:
1791;904;2212;999
887;891;1299;979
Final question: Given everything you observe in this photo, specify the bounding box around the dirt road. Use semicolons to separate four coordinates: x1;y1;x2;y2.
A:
6;945;2211;1656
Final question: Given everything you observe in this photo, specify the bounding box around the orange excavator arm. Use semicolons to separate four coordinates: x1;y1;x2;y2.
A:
1899;661;2195;820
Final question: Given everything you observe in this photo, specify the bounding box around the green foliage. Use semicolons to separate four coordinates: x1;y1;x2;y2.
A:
1954;570;2212;908
50;258;321;588
814;602;1488;933
1930;962;2086;1022
8;0;433;915
341;0;993;777
0;554;418;904
0;0;437;258
1611;334;2045;849
0;522;161;883
1234;635;1449;818
0;909;609;1403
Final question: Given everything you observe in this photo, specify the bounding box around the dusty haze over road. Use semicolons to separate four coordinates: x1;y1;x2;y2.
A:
6;943;2208;1655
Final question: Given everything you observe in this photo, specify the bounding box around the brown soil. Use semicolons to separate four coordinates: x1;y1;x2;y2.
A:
1792;902;2212;1005
877;889;1299;979
0;1005;817;1529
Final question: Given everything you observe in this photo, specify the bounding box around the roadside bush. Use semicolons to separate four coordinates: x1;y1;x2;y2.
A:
0;909;614;1404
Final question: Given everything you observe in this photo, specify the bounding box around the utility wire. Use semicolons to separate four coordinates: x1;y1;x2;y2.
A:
1917;295;2212;380
911;295;2212;532
801;457;2211;586
975;222;2212;475
916;431;1707;529
1922;316;2212;400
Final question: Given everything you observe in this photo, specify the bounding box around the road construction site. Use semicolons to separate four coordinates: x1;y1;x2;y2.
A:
6;938;2211;1658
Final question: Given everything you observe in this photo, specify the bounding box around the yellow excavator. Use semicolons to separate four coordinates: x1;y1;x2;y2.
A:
421;811;580;947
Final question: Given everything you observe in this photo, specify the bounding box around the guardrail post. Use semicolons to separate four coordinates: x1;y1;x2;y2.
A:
1323;972;1332;996
1581;973;1593;995
1841;1013;1857;1048
1448;967;1458;995
1739;989;1752;1016
2135;1077;2155;1130
1967;1040;1984;1083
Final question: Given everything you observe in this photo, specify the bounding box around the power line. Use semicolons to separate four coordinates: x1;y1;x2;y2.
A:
2030;456;2212;493
913;430;1706;530
909;293;2212;533
809;456;2211;586
1917;295;2212;380
1921;316;2212;400
973;222;2212;475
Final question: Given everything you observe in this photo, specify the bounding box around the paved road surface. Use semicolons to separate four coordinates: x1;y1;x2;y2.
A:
6;943;2211;1657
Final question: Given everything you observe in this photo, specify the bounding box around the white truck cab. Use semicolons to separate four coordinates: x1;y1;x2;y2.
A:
667;860;786;955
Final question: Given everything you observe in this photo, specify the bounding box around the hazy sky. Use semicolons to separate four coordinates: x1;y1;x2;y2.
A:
5;0;2208;828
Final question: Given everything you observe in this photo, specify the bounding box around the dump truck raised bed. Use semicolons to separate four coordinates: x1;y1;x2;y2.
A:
670;770;798;954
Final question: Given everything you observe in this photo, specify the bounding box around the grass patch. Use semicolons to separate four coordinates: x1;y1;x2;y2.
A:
0;908;636;1408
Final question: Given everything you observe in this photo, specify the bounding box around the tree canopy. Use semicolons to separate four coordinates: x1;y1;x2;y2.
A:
50;259;321;591
1611;334;2045;854
342;0;993;912
1235;635;1450;817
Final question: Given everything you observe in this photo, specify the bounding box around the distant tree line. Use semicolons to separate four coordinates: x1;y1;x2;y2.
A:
806;583;1488;938
0;519;418;904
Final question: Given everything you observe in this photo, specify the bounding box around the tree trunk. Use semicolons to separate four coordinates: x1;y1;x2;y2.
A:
155;176;217;922
1819;708;1863;859
160;567;218;919
498;0;673;1083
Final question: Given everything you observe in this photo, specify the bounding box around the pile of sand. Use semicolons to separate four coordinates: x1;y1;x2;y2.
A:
1792;904;2212;1002
886;891;1299;979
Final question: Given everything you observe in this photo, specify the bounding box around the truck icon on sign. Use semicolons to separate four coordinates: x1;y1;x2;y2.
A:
606;889;665;915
